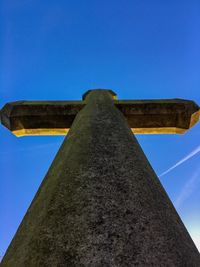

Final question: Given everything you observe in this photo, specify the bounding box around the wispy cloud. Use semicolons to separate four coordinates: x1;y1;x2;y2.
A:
189;232;200;252
191;234;200;253
0;142;61;156
159;145;200;177
175;167;200;209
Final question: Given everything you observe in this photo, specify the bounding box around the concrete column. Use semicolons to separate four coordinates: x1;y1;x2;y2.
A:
1;90;200;266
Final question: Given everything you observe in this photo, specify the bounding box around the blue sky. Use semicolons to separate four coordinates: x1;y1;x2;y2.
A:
0;0;200;257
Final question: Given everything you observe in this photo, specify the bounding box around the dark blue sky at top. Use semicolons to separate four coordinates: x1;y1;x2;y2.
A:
0;0;200;256
1;0;200;101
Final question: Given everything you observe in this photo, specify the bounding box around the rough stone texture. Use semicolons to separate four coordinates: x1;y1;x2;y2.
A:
115;99;200;134
1;90;200;266
1;96;199;136
0;100;85;136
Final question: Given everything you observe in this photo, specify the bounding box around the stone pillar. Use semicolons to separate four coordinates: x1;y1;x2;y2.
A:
1;90;200;266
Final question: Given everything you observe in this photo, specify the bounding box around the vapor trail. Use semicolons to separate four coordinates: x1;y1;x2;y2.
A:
175;166;200;209
159;145;200;177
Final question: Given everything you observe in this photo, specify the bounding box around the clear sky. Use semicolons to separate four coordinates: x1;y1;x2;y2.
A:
0;0;200;258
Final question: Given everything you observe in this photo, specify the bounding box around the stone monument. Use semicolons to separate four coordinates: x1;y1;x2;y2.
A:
1;89;200;266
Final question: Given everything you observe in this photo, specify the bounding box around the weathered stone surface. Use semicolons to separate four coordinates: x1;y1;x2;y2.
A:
115;99;200;134
1;94;199;136
1;90;200;266
82;89;117;100
0;100;85;136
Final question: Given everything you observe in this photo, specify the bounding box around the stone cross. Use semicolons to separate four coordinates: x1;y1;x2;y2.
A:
1;89;200;266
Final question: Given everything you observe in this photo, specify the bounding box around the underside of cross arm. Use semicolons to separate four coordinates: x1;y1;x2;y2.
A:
115;99;200;134
0;99;199;136
0;101;85;136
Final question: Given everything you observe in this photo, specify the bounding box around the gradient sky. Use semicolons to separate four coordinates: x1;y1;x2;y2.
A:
0;0;200;258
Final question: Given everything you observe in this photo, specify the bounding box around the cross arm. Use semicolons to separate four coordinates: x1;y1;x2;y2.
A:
115;99;200;134
0;98;199;137
0;100;85;136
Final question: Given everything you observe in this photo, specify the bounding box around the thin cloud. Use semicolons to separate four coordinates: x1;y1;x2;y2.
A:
175;167;200;209
191;235;200;253
0;142;61;156
159;145;200;177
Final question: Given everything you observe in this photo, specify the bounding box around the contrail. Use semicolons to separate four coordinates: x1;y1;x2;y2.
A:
175;166;200;209
159;145;200;177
